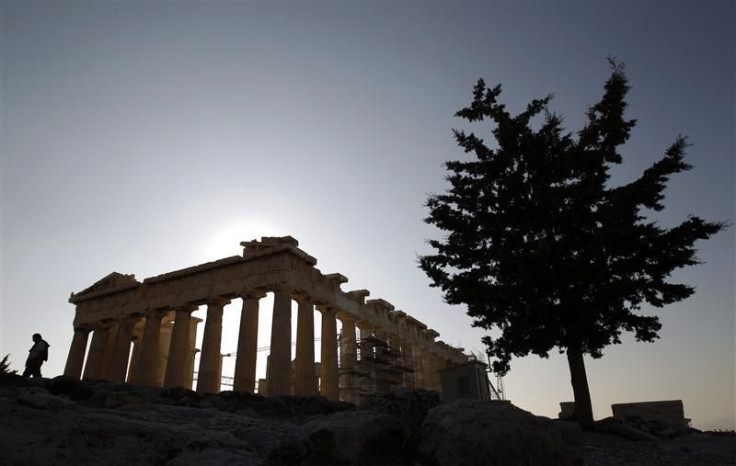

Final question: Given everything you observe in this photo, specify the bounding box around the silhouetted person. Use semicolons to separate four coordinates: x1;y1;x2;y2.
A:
22;333;50;378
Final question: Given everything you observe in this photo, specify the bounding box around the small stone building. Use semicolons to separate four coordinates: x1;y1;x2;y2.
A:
439;360;491;402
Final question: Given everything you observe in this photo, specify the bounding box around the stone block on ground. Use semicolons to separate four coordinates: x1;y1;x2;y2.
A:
559;401;575;420
611;400;688;428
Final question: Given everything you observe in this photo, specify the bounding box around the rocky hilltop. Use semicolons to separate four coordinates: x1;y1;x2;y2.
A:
0;374;733;465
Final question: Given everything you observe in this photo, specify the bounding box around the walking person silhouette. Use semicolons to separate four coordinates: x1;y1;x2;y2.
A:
22;333;50;378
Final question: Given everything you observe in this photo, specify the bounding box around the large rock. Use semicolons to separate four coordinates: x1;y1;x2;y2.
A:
48;375;94;401
0;394;295;466
358;388;440;435
419;400;583;466
594;417;661;442
267;410;408;465
17;386;79;411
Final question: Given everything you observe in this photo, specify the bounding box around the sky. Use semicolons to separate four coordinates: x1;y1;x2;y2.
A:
1;1;733;430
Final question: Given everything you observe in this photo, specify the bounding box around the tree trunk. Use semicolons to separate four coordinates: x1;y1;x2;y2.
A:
566;345;594;428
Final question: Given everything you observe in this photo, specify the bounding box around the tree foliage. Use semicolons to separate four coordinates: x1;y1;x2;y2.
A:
420;62;725;425
1;354;16;376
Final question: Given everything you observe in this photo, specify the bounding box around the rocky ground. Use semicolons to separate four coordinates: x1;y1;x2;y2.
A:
0;374;733;465
584;431;736;466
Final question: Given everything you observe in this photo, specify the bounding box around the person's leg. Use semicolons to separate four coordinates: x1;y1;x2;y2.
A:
25;360;41;377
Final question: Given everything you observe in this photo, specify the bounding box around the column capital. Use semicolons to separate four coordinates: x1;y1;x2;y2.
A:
271;283;293;295
240;289;267;300
336;310;356;324
144;307;167;318
317;305;337;318
205;297;231;308
355;319;373;330
175;304;199;313
116;313;139;325
89;320;111;332
293;294;314;306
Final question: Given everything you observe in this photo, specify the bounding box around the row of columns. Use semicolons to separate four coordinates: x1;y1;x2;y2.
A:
65;286;454;399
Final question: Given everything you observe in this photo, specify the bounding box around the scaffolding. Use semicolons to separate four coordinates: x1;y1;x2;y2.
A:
339;335;414;402
193;334;418;400
485;354;506;401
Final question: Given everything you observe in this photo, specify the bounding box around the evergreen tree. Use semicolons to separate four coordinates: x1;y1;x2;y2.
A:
0;354;16;376
419;62;726;427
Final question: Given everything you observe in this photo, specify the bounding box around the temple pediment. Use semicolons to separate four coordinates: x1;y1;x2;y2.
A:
70;272;140;302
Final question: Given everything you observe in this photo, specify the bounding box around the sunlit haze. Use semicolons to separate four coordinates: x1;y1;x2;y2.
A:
1;2;733;430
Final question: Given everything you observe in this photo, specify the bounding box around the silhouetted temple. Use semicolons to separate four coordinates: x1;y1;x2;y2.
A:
63;236;468;400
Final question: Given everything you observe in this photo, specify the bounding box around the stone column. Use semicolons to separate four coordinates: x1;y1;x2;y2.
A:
435;357;449;396
400;338;415;389
153;315;174;386
63;327;90;379
385;331;402;390
294;296;318;396
127;334;141;381
129;309;163;386
197;298;230;394
338;313;357;398
184;317;201;390
267;285;293;397
435;356;445;391
164;305;196;388
101;322;119;378
107;317;136;382
233;291;264;393
83;324;110;380
436;356;446;391
356;321;376;394
319;306;339;401
412;345;424;388
373;328;389;393
423;352;437;391
356;321;374;360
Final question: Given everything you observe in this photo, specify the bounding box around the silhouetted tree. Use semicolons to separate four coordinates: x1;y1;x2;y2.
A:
419;61;726;427
1;354;16;375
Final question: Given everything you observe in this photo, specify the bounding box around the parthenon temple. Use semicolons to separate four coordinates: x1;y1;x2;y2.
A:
64;236;468;400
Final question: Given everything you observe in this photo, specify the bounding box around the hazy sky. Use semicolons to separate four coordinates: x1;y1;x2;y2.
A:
1;2;733;430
